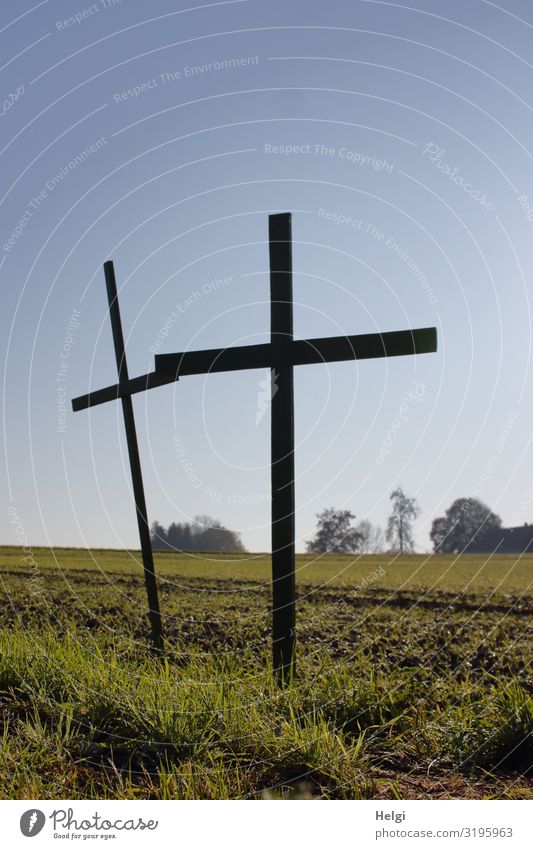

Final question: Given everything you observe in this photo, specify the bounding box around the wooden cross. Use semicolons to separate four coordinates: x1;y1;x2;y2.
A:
72;212;437;681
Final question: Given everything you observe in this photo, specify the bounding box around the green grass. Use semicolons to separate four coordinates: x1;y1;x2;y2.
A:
0;547;531;799
2;545;532;592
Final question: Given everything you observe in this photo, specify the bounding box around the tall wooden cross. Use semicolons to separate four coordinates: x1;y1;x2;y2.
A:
72;212;437;681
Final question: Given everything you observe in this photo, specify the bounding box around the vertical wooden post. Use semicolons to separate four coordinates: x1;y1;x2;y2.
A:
269;213;296;683
103;261;164;653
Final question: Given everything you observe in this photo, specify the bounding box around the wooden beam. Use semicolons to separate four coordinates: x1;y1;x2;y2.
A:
155;342;273;379
103;261;163;653
154;327;437;376
291;326;437;365
269;212;296;683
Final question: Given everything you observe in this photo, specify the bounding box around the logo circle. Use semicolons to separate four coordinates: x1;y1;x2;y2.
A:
20;810;46;837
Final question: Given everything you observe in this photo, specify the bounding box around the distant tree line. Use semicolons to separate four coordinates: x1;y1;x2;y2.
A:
151;515;246;553
152;494;509;556
305;491;513;556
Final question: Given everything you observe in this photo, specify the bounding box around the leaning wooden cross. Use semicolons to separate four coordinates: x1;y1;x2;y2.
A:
72;213;437;681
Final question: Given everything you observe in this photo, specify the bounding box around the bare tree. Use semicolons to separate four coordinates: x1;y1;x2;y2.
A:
355;519;385;553
386;486;420;553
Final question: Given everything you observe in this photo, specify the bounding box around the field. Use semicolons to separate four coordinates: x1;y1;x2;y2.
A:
0;546;531;800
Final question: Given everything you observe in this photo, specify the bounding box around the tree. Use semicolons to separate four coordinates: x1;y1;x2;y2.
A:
386;486;420;553
355;519;385;553
150;521;170;550
166;522;186;550
430;498;502;553
181;523;193;551
306;508;363;553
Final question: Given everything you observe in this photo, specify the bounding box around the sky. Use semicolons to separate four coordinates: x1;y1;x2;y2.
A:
2;0;533;553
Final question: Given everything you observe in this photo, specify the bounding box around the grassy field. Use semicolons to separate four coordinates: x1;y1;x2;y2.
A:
0;546;531;799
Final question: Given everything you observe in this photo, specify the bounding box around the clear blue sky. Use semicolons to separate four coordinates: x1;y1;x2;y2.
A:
2;0;533;553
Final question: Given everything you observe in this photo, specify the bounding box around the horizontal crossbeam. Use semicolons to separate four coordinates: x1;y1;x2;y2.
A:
71;326;436;412
155;325;437;375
